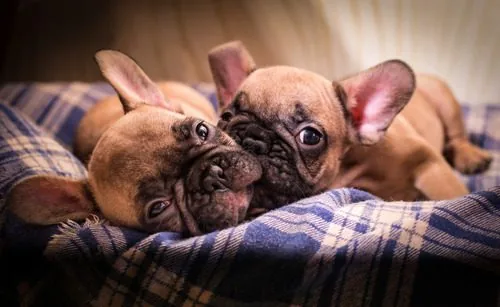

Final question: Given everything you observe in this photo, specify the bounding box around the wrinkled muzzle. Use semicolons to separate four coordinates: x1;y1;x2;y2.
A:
182;148;262;235
222;119;315;210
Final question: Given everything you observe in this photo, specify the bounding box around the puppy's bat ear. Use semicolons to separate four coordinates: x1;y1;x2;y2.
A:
208;41;256;110
339;59;416;145
94;50;182;113
6;176;95;225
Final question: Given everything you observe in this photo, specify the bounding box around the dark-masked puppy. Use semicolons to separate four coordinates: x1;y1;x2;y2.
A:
7;50;262;235
208;41;492;211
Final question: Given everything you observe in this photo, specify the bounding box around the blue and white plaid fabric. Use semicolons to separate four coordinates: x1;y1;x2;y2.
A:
0;82;218;150
1;83;499;306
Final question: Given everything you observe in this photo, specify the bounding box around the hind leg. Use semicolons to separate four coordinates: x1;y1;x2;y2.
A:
414;152;469;200
416;74;492;174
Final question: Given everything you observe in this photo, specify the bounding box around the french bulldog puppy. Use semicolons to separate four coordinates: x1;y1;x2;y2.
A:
208;41;492;210
74;76;218;164
6;50;262;235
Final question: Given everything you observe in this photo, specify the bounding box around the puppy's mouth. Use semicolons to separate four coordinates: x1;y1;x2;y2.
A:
182;147;262;234
212;185;254;223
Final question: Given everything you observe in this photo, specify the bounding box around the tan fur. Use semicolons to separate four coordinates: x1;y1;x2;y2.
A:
332;75;491;200
84;102;260;234
87;106;185;229
335;108;468;201
7;50;261;235
209;41;493;206
236;68;462;200
74;81;218;164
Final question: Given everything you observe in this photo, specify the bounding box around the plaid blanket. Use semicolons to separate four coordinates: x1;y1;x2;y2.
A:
1;83;499;306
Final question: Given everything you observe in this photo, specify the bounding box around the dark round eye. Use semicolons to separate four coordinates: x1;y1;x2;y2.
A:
196;122;209;141
221;111;233;122
148;200;169;219
298;127;323;145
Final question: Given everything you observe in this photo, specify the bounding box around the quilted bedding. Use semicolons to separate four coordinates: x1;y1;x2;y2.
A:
0;83;499;306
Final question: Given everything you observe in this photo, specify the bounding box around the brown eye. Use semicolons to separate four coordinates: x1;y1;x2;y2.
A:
298;127;322;145
148;200;170;219
196;122;209;141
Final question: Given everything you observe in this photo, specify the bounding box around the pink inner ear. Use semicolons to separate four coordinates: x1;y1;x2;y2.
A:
119;69;167;108
350;98;365;128
8;176;93;225
220;89;233;109
347;82;375;128
347;65;411;126
351;85;392;127
225;58;250;95
32;180;88;214
213;55;250;108
101;54;173;112
209;41;255;109
342;60;415;145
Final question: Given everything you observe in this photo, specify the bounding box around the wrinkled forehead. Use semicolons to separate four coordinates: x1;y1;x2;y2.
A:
116;106;185;138
91;108;188;179
238;66;343;123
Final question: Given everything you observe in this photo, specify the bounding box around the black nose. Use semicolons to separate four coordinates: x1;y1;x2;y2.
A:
203;165;227;192
240;124;271;155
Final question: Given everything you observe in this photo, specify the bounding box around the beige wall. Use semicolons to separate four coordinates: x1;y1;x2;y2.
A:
2;0;500;103
320;0;500;104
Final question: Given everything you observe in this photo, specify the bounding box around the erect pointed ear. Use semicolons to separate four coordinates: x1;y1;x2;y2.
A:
339;59;416;145
6;175;95;225
208;40;256;110
94;50;182;113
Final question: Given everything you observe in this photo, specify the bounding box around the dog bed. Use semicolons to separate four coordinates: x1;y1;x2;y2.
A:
0;82;499;306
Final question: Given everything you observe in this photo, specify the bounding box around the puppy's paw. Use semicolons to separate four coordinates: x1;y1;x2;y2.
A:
444;139;493;174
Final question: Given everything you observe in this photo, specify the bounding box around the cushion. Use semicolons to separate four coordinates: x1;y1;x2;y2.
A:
0;83;499;306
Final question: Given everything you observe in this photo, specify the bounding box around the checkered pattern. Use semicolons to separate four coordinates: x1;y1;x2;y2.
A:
1;83;499;306
461;104;500;191
0;103;87;225
0;82;219;150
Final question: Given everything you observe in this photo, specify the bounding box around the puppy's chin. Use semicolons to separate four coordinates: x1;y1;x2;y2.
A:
183;149;261;234
213;185;254;224
190;186;254;234
248;163;313;210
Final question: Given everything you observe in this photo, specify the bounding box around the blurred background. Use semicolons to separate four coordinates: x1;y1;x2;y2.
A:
1;0;499;104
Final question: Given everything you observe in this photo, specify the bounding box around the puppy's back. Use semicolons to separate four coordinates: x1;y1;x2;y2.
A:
74;96;124;164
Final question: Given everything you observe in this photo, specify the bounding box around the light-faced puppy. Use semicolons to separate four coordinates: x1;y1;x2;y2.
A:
74;70;218;164
208;41;492;210
6;50;262;235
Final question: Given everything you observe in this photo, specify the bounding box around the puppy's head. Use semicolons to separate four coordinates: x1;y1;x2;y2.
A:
7;50;262;235
209;41;415;209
